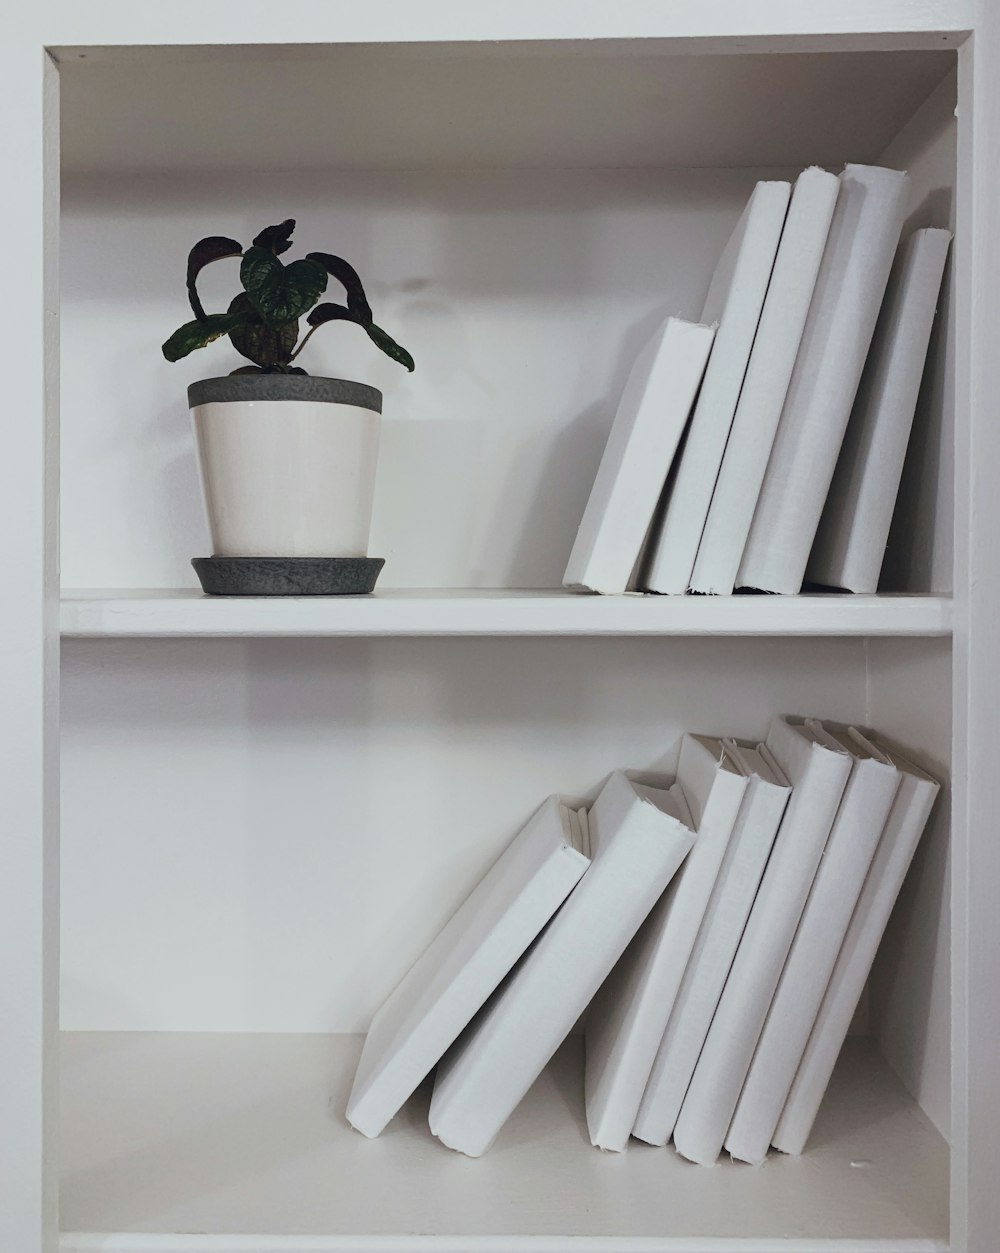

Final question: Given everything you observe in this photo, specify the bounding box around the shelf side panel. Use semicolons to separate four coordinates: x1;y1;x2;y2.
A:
0;44;61;1253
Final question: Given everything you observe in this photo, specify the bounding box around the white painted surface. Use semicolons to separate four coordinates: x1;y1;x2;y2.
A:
40;1;972;55
59;590;955;638
59;1032;948;1246
59;636;870;1033
950;14;1000;1253
193;400;381;558
0;43;60;1253
57;47;955;177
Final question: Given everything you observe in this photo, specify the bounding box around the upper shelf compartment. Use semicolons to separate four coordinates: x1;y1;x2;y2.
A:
57;37;959;599
57;40;958;177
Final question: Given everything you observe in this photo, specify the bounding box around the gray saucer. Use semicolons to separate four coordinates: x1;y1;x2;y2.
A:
192;556;384;596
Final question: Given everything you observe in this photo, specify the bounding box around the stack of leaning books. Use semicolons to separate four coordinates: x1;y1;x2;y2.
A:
345;715;939;1161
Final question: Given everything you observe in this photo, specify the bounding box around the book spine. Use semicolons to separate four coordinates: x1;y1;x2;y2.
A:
723;753;900;1163
690;167;840;596
585;749;746;1151
772;770;939;1154
672;725;850;1164
737;164;910;595
631;773;789;1146
807;228;952;593
563;320;715;594
639;182;790;595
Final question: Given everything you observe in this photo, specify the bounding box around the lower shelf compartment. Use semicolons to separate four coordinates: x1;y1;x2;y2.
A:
60;1032;948;1253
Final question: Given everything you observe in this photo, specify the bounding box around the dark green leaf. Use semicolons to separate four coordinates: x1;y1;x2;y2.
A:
227;292;298;367
229;365;266;375
365;321;415;372
306;253;373;322
253;219;296;256
186;236;243;321
241;247;327;329
304;303;414;371
162;310;253;362
306;301;363;328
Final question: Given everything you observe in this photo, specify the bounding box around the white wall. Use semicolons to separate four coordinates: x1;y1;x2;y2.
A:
61;635;870;1031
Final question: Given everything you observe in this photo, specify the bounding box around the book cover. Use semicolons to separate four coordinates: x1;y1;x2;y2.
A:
346;795;590;1137
428;770;695;1157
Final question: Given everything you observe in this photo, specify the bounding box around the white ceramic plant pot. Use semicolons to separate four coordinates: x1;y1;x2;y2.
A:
188;375;382;557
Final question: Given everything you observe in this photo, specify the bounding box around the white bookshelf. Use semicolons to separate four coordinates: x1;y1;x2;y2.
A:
4;3;999;1253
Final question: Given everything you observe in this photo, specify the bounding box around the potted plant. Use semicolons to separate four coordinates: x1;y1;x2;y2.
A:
162;218;414;595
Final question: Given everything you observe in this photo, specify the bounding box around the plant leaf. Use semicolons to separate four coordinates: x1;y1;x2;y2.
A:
365;321;415;372
241;247;327;329
162;310;253;362
306;301;364;328
227;293;298;367
186;236;243;321
306;253;373;322
253;219;296;256
304;303;414;371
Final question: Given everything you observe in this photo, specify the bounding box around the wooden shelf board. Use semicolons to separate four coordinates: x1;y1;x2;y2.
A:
59;1032;948;1253
59;589;954;639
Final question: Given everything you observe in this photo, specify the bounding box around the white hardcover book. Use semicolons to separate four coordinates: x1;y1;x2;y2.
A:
632;740;790;1146
639;181;791;594
562;317;716;595
429;771;695;1157
690;168;841;595
346;795;590;1138
724;723;901;1164
737;164;910;595
672;716;852;1165
584;735;748;1151
773;744;939;1155
807;228;952;593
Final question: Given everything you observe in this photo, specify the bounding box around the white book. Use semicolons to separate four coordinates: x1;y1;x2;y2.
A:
724;723;901;1164
632;740;790;1146
563;317;716;595
807;228;952;593
672;716;852;1165
690;168;841;596
639;181;791;595
738;164;911;595
584;735;748;1151
429;770;695;1157
773;743;939;1155
346;795;590;1137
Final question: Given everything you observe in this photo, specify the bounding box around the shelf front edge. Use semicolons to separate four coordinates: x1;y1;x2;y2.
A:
59;593;955;639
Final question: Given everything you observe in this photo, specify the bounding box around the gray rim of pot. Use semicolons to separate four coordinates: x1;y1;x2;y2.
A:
188;375;383;413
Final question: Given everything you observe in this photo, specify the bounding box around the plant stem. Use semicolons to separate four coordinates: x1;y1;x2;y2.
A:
289;324;319;362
